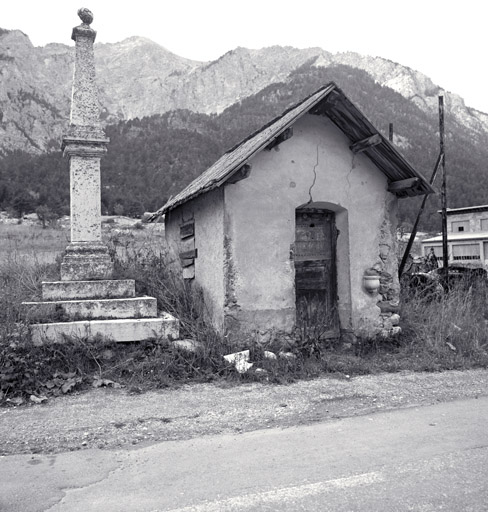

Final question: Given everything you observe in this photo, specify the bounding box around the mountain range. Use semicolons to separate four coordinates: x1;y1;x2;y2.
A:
1;28;487;154
1;27;488;230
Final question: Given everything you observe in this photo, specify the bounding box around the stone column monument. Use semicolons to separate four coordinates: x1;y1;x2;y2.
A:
23;9;178;344
61;8;112;281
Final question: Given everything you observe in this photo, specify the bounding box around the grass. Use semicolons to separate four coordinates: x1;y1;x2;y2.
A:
397;277;488;369
0;224;69;264
1;220;488;405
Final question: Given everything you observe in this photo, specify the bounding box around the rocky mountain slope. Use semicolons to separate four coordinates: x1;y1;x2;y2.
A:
1;27;487;155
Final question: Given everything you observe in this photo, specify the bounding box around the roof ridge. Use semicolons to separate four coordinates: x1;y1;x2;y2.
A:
224;83;336;155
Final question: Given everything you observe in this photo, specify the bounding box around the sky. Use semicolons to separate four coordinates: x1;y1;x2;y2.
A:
3;0;488;113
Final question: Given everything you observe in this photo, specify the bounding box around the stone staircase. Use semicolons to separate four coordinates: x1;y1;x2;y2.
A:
24;279;179;345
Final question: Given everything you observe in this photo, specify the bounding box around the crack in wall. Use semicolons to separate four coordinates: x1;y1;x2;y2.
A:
345;153;356;199
307;145;319;204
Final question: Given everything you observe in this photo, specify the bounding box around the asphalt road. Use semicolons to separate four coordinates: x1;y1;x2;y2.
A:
2;396;488;511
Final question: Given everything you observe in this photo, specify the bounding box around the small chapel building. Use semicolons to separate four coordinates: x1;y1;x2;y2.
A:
155;83;433;342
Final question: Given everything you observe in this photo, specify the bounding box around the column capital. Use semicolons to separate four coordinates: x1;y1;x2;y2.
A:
62;136;109;157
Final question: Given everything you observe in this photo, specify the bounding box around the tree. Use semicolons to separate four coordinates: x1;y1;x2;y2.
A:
126;199;144;218
12;190;34;220
36;204;61;228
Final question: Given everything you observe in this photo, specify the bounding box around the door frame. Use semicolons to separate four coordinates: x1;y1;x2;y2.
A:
294;207;339;338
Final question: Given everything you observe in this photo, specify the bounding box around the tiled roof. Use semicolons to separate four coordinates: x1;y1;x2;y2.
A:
149;82;433;219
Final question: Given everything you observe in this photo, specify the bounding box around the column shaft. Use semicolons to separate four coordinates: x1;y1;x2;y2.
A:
70;155;102;242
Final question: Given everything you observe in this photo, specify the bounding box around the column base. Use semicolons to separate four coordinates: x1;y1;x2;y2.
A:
61;241;113;281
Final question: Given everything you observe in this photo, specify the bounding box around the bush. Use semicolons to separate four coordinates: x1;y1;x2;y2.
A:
0;253;59;338
109;241;222;343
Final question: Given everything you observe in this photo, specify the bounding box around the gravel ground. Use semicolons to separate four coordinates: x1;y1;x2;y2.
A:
1;369;487;456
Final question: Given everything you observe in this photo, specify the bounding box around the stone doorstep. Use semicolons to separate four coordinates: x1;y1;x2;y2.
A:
30;314;179;345
42;279;136;301
23;296;157;322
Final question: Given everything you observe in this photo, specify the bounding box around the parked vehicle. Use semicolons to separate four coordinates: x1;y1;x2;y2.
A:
401;270;444;298
433;265;487;290
401;265;487;296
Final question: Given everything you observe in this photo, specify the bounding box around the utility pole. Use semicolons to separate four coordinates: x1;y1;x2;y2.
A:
398;154;442;278
389;123;393;143
439;96;449;278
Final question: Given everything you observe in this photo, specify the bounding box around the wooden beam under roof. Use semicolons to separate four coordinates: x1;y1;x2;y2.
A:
226;164;252;184
265;128;293;151
314;93;340;113
350;134;382;154
387;177;420;193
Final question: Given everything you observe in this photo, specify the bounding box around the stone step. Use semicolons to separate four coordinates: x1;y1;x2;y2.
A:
30;313;179;345
23;296;157;322
42;279;136;301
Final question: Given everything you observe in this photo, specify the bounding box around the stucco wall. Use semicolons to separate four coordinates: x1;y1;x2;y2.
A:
223;114;400;339
165;188;225;330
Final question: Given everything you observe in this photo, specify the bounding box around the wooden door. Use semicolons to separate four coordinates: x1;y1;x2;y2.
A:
295;209;339;337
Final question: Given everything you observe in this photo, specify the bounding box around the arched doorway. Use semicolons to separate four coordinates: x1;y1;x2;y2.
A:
295;207;339;338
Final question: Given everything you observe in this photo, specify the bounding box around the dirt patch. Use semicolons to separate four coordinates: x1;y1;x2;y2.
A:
1;369;487;456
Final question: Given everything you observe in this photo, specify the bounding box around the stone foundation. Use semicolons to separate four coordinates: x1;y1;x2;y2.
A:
360;198;402;339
